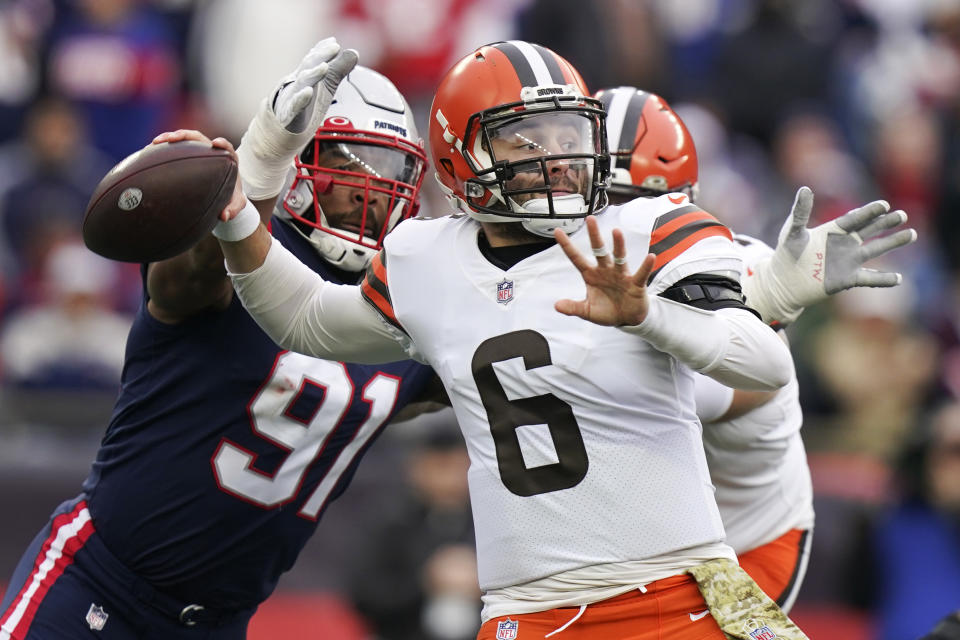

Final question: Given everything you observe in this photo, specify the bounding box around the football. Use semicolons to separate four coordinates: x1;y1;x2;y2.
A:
82;140;238;263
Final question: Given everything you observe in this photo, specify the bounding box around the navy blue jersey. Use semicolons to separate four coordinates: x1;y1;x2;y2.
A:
81;219;435;611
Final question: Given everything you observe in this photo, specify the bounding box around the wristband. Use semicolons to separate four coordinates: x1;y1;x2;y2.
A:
740;256;803;327
213;200;260;242
237;95;309;200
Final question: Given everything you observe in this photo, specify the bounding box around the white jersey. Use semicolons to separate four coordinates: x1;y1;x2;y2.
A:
695;235;815;553
373;195;742;590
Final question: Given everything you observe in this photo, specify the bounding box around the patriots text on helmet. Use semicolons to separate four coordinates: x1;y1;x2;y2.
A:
372;120;408;139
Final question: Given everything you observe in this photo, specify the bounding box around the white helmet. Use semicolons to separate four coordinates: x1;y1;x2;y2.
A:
278;66;427;272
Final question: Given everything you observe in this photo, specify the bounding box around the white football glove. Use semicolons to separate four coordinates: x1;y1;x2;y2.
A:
743;186;918;326
238;37;359;200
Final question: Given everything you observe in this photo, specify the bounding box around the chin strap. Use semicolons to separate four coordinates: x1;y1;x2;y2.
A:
281;220;374;273
516;193;586;216
521;217;584;237
517;194;589;237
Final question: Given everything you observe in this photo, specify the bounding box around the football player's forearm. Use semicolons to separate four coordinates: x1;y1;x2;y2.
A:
722;389;778;420
621;297;792;391
740;255;803;326
251;196;278;223
219;223;273;274
237;96;298;199
228;237;409;363
692;306;792;390
146;235;232;318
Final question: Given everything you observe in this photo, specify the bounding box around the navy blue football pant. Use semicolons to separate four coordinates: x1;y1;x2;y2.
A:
0;497;255;639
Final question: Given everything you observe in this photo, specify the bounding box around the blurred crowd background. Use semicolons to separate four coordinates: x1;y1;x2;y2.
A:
1;0;959;638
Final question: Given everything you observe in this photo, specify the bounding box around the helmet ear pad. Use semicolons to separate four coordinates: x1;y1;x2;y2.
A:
275;65;427;272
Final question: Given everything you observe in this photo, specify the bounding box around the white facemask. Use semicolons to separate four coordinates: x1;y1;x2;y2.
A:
513;193;587;237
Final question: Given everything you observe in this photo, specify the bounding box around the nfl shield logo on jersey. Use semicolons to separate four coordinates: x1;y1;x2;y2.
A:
496;279;514;305
496;618;519;639
744;619;778;640
86;603;109;631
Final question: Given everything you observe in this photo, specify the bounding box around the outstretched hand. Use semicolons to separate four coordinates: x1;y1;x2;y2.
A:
554;216;656;327
746;186;918;325
777;186;917;296
274;37;359;134
237;36;358;203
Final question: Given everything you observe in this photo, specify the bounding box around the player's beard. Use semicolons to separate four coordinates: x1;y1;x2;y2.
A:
327;206;384;242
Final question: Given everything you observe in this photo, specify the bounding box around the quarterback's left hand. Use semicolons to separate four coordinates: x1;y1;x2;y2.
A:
744;186;917;325
554;216;656;326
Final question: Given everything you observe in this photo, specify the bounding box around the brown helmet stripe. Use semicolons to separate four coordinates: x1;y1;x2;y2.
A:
616;90;649;171
491;41;567;88
491;41;538;87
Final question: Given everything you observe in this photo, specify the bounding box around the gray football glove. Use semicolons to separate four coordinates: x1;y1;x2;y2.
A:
273;37;358;133
238;37;358;200
742;186;918;325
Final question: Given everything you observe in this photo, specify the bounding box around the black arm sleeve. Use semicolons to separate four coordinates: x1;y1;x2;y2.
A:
659;274;762;320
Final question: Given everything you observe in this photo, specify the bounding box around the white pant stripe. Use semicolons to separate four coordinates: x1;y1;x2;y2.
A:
0;507;91;639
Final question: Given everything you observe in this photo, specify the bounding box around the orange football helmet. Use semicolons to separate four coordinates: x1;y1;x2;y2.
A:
429;41;609;235
594;86;699;205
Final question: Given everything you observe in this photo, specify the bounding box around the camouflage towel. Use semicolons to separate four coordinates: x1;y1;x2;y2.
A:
687;558;810;640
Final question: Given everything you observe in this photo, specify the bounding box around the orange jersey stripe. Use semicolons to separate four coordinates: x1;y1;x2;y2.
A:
360;277;399;325
360;251;405;332
370;252;387;283
650;210;716;247
649;225;733;280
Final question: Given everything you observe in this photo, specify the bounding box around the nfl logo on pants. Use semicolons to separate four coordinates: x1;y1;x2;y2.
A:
86;604;109;631
496;618;519;639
